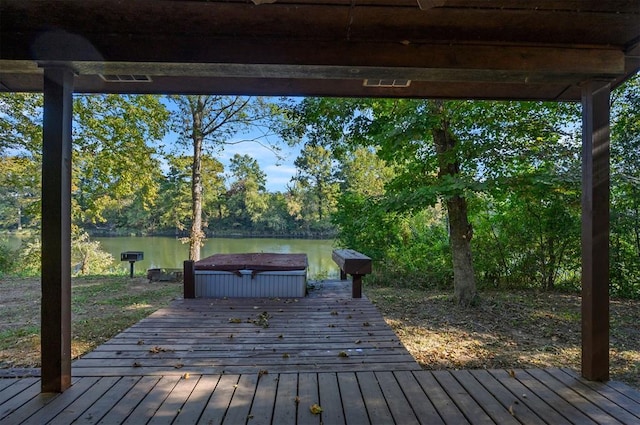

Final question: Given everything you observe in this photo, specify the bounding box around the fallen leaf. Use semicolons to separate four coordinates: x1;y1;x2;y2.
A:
509;405;515;416
132;362;141;367
137;340;144;345
294;396;300;404
174;363;184;369
309;404;323;415
229;317;242;323
508;369;516;378
282;353;290;358
338;351;349;358
183;373;190;379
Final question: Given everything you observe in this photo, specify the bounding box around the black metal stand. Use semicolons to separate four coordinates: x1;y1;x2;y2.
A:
129;261;135;278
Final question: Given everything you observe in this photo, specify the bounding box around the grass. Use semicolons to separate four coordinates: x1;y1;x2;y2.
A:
0;275;182;368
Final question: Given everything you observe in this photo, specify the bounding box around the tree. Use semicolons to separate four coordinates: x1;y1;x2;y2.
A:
225;154;268;229
169;95;279;260
288;96;580;305
73;94;169;226
0;156;40;229
0;93;43;156
0;93;43;230
610;74;640;298
290;144;339;225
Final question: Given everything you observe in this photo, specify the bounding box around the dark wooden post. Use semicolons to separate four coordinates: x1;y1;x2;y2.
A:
184;260;195;299
41;67;74;393
352;275;363;298
581;81;610;382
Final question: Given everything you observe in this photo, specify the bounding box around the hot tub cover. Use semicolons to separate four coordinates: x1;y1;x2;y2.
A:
195;253;308;273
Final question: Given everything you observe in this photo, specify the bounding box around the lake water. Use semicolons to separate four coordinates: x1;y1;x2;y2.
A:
96;236;339;279
2;234;340;278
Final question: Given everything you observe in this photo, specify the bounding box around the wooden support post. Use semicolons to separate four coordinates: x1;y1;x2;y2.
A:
184;260;195;299
581;81;610;382
41;67;74;393
352;275;363;298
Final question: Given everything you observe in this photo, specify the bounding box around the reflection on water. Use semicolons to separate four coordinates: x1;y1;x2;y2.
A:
95;236;339;279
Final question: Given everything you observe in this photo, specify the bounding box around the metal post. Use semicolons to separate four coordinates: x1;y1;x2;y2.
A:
129;261;135;278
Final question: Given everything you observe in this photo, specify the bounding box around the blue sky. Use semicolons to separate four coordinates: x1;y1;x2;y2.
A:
161;131;301;193
160;97;302;193
216;137;300;193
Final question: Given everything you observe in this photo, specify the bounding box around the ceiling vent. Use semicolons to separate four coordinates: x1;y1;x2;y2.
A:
99;74;152;83
363;79;411;88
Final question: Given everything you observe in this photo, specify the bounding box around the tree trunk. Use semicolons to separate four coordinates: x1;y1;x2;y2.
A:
431;101;477;306
189;100;205;261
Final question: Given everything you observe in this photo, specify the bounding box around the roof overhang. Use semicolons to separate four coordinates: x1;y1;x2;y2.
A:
1;0;639;100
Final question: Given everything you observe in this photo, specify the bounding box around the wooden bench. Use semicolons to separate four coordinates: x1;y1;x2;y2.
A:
331;249;372;298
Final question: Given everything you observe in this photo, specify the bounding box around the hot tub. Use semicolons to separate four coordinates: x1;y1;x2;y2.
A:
193;253;308;298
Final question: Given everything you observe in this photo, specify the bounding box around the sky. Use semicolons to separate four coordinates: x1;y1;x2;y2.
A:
216;137;300;193
161;130;301;193
161;97;302;193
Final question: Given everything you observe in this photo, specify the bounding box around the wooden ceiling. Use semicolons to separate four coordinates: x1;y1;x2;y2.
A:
1;0;639;100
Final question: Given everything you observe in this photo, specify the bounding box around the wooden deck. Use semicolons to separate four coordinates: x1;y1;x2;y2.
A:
1;280;639;424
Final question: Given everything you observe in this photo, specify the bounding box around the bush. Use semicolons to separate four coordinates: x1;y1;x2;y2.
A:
0;242;17;275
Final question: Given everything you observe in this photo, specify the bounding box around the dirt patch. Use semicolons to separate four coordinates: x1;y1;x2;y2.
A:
367;285;640;389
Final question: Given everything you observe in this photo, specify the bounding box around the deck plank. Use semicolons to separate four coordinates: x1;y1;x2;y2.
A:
467;369;546;425
516;369;597;424
198;374;240;425
337;372;370;425
172;375;220;425
77;376;141;424
393;370;444;425
122;375;181;424
271;373;298;424
318;372;346;425
73;288;419;378
248;372;278;425
412;370;469;425
0;377;38;406
222;373;258;425
0;379;17;393
0;377;80;424
47;376;120;425
527;368;625;425
358;371;395;425
488;370;572;425
97;376;161;424
297;372;321;425
375;371;420;425
431;370;494;425
550;368;640;421
561;369;640;420
148;375;199;425
449;370;519;425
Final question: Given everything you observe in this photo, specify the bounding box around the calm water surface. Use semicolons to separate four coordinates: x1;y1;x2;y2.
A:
96;236;339;279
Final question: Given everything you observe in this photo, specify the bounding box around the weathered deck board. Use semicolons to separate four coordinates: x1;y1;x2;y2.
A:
2;369;640;423
72;281;419;378
1;281;639;423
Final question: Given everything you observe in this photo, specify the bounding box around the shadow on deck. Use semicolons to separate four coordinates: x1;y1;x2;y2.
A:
1;280;639;424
